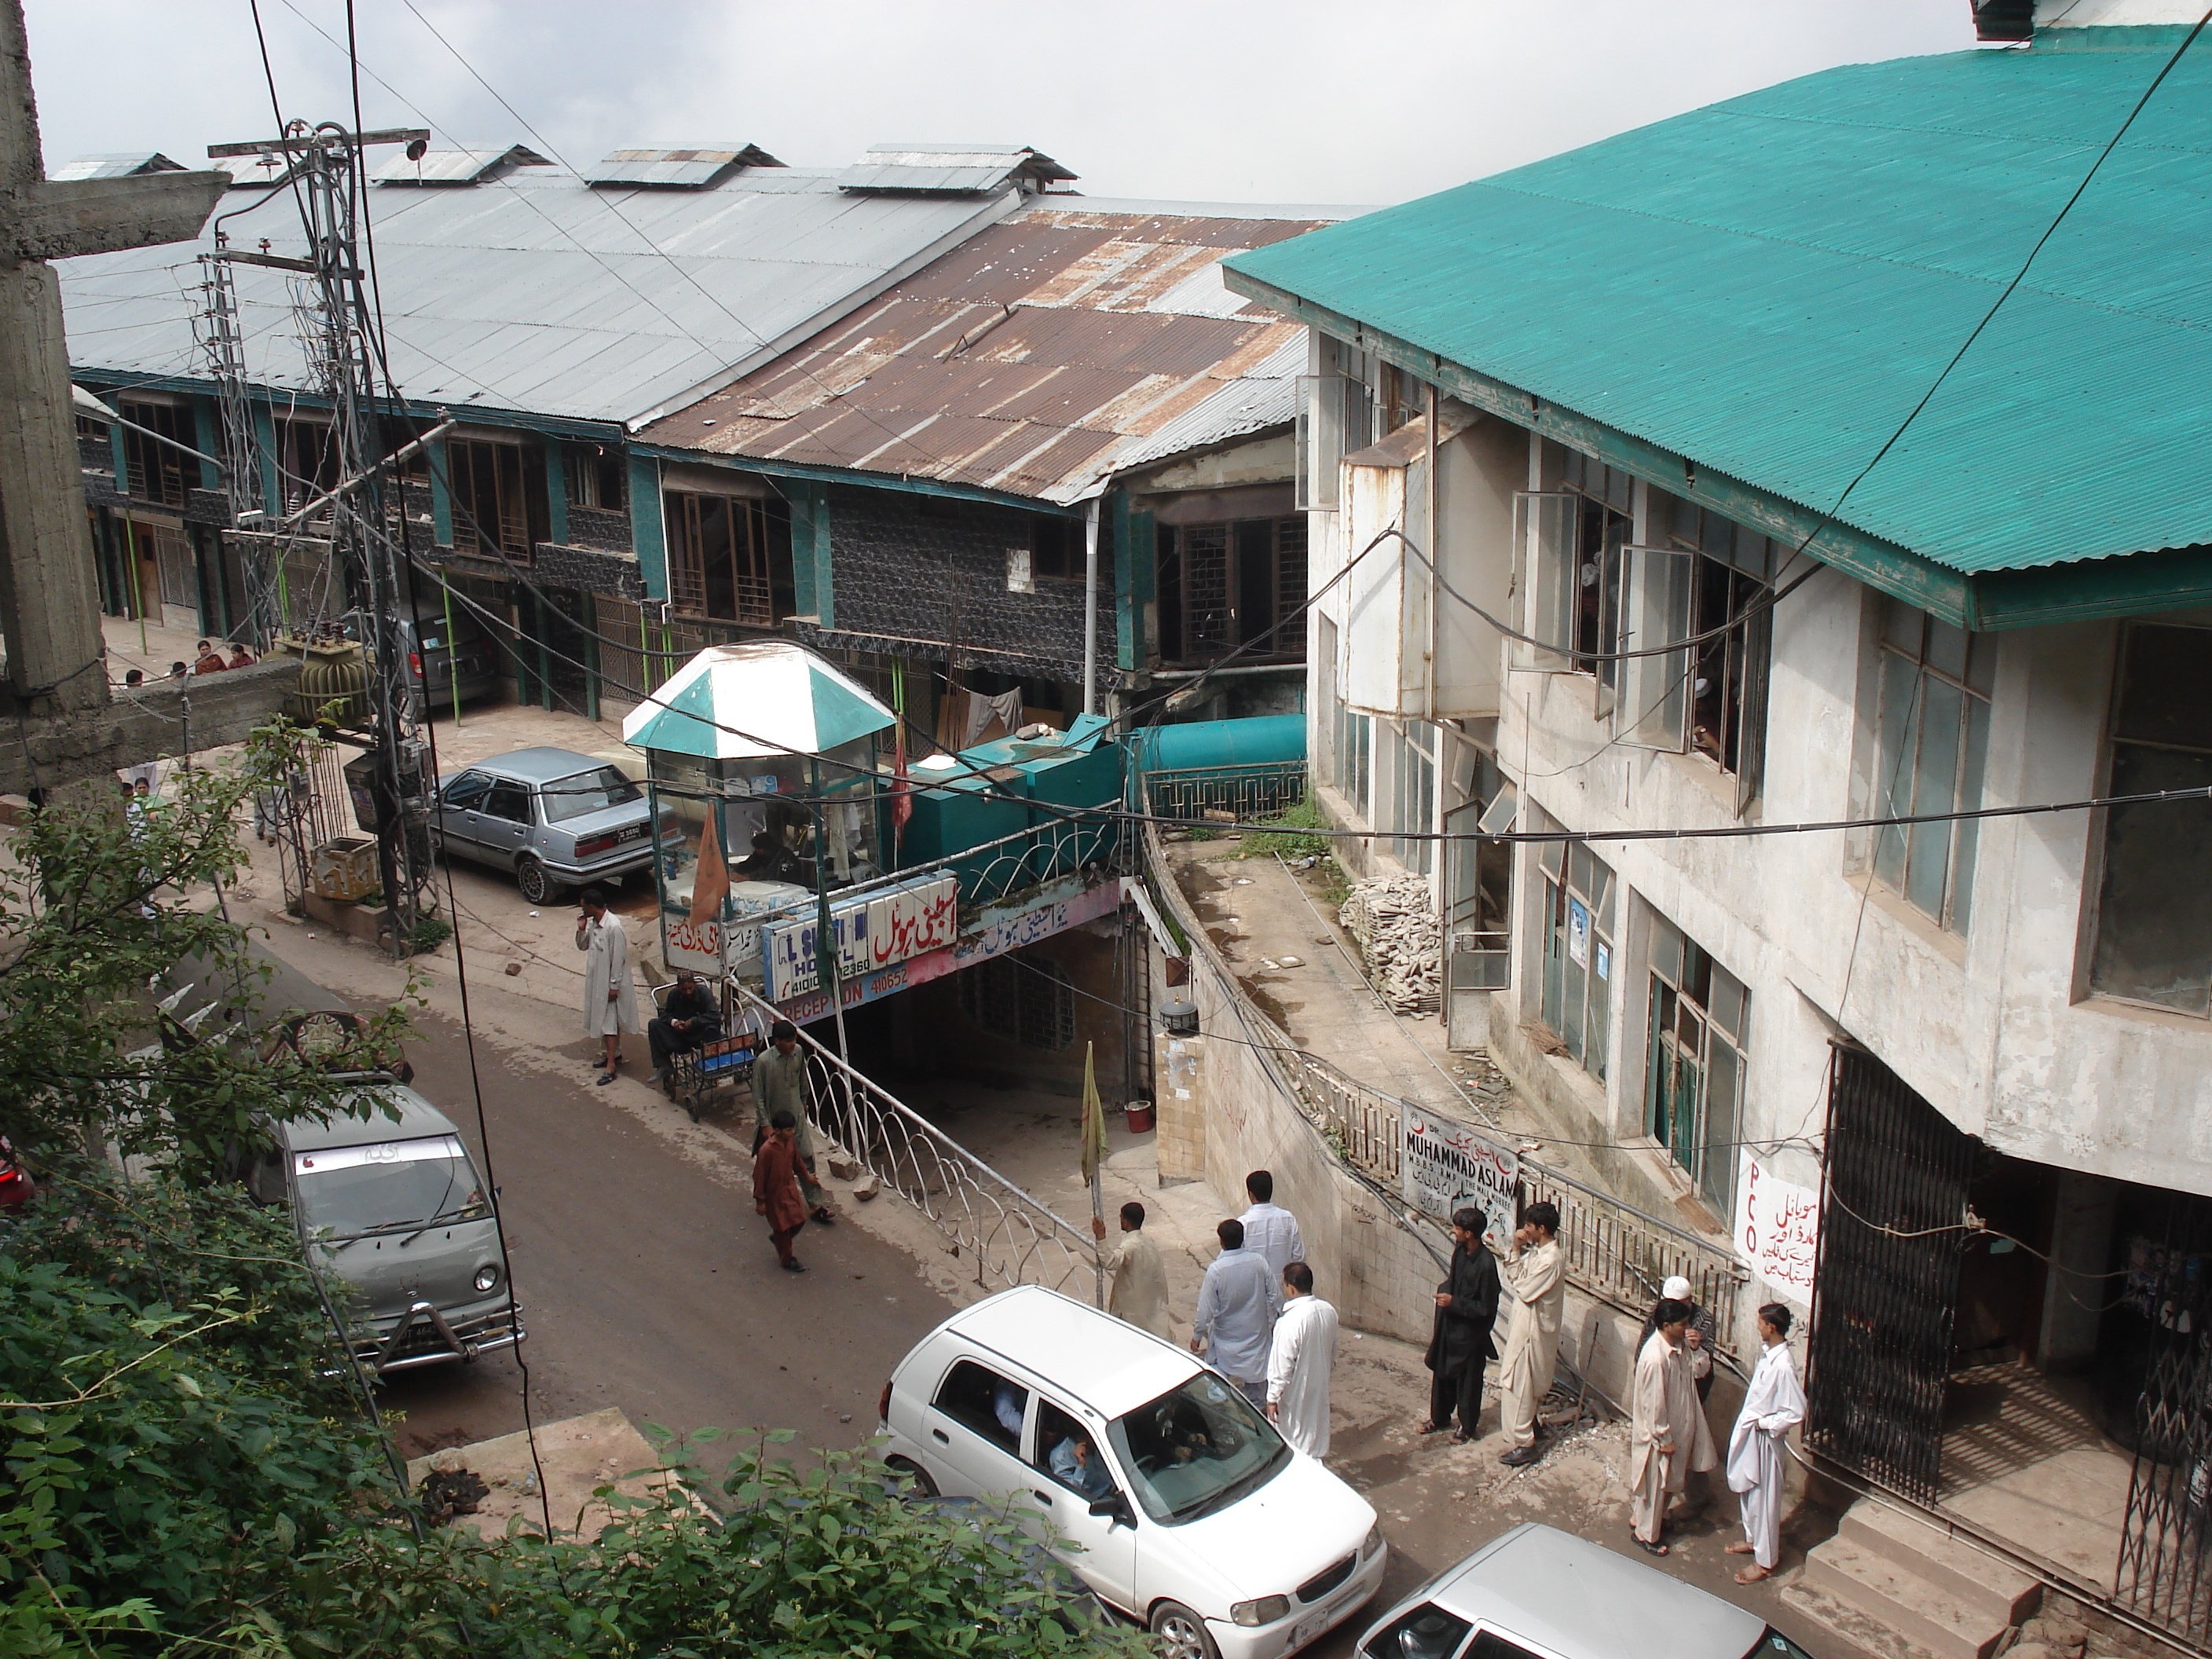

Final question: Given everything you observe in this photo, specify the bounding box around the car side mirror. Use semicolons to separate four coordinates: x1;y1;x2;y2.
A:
1088;1494;1133;1529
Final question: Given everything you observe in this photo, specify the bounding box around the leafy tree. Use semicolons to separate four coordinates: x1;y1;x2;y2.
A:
0;731;1148;1656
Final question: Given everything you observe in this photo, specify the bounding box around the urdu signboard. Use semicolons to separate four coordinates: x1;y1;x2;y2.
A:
763;872;959;999
1401;1108;1521;1243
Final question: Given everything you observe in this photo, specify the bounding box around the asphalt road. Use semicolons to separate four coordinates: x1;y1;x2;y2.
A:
375;1007;957;1463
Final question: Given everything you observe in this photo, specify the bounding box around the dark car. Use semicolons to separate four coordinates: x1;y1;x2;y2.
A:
433;745;662;905
340;599;501;723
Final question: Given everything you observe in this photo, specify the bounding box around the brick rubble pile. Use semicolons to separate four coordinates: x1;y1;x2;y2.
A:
1339;873;1440;1014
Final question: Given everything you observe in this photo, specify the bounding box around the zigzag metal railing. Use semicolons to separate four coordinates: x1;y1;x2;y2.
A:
1140;760;1307;823
1136;778;1746;1356
734;986;1102;1304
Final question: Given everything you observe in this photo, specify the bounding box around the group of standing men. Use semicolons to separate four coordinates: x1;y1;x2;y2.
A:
1418;1200;1566;1470
1627;1280;1804;1581
1091;1171;1342;1459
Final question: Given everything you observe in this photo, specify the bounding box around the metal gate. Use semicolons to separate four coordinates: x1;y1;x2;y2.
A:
1804;1043;1975;1503
2115;1196;2212;1646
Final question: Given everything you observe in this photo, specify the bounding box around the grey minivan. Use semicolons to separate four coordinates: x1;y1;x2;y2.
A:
434;745;661;905
255;1086;522;1373
340;599;501;722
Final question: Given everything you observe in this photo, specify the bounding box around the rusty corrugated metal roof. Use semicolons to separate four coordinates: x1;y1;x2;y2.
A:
637;201;1355;504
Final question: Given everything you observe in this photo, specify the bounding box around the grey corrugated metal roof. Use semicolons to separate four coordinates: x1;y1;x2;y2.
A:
49;153;185;181
639;201;1341;504
581;145;785;188
839;144;1076;196
59;165;1024;428
370;145;550;185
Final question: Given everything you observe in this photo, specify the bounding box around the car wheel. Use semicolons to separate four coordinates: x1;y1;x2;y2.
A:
884;1456;938;1498
515;856;562;906
1148;1600;1216;1659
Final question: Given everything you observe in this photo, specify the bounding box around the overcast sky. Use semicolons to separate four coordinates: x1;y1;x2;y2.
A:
24;1;1978;207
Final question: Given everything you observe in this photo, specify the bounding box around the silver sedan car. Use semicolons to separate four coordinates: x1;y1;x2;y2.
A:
1354;1525;1814;1659
432;746;663;906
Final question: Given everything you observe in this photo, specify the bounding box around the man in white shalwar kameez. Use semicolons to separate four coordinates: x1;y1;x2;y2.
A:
1266;1262;1339;1457
1497;1202;1567;1468
575;887;640;1085
1627;1298;1717;1555
1727;1302;1806;1583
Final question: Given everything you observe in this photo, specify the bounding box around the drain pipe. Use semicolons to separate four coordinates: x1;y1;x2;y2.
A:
1081;496;1101;716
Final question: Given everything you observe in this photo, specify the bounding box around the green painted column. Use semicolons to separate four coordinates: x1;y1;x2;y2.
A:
628;453;666;599
542;434;569;547
429;436;454;547
251;402;280;516
787;479;834;628
1114;493;1152;672
190;397;222;493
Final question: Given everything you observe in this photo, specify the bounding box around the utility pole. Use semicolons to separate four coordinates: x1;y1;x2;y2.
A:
207;121;431;951
0;1;297;801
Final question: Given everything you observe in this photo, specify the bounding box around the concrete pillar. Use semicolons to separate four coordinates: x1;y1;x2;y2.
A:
0;257;111;715
2037;1170;2117;1374
1155;1028;1207;1181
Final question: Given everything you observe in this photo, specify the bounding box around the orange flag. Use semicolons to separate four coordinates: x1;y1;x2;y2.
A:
687;808;730;925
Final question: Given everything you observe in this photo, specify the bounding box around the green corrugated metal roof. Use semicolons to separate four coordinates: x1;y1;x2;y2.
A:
1224;26;2212;576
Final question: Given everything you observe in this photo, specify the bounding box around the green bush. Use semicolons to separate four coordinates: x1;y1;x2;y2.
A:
1237;793;1335;861
410;914;453;953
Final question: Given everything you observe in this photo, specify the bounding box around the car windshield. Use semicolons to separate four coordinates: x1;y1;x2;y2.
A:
292;1134;489;1240
1106;1372;1291;1526
540;765;643;823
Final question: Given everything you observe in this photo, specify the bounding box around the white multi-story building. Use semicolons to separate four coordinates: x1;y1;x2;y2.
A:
1228;7;2212;1637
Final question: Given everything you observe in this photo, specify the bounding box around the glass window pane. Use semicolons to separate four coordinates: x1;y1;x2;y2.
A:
1568;841;1593;897
1561;948;1587;1063
1884;596;1924;654
1949;697;1990;934
1650;914;1682;984
1591;858;1617;932
2113;624;2212;753
1926;617;1971;683
1682;939;1712;1007
1873;652;1919;892
1543;889;1568;1034
1966;633;1997;698
2089;746;2212;1013
1703;1042;1741;1213
1708;968;1746;1042
1906;679;1965;919
1586;957;1610;1082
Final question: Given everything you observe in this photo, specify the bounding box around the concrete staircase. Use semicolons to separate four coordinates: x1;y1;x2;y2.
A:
1786;1498;2042;1659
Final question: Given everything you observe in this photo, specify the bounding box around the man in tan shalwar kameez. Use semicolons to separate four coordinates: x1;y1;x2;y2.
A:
1497;1202;1566;1469
1093;1200;1174;1341
1628;1298;1718;1555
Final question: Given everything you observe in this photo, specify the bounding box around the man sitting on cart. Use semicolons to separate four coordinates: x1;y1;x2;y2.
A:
649;968;723;1095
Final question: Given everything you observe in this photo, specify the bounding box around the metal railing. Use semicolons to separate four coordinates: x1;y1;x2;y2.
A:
1141;760;1307;823
1518;1162;1743;1354
941;797;1121;907
1137;778;1748;1355
735;987;1101;1303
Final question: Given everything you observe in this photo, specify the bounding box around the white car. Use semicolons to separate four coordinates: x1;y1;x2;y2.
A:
877;1285;1386;1659
1354;1523;1817;1659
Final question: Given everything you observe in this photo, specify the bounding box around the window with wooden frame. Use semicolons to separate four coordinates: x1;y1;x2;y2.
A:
1029;515;1084;582
1155;517;1307;665
447;435;544;561
665;490;793;625
2089;622;2212;1015
1871;599;1993;936
1645;912;1748;1216
1538;830;1615;1082
563;441;627;511
119;397;196;507
274;416;341;516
